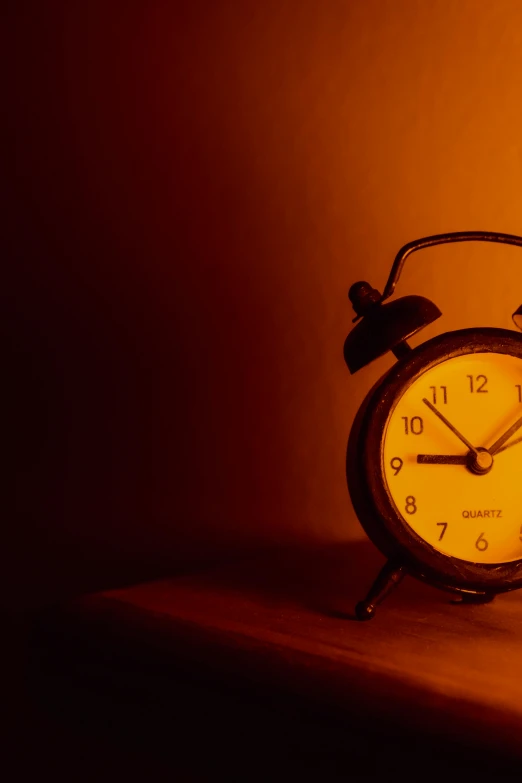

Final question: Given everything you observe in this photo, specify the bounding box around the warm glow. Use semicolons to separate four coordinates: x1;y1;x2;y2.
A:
383;353;522;562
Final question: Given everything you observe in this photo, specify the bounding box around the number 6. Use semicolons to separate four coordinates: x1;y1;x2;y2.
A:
475;532;488;551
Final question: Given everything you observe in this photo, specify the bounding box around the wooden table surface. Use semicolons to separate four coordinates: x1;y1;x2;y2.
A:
32;541;522;773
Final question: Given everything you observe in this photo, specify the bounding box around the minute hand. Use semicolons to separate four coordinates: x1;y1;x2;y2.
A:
422;398;478;454
489;415;522;455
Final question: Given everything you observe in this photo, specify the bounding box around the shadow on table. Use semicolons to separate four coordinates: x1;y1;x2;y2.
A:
26;540;519;781
189;539;448;620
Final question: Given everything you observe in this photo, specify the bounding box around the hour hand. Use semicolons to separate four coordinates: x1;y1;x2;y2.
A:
417;454;467;464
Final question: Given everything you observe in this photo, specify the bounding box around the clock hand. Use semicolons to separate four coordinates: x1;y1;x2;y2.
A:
489;414;522;456
421;398;479;454
495;433;522;455
417;454;467;464
420;430;522;462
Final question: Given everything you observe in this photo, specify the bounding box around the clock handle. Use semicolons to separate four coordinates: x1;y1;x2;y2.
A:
381;231;522;302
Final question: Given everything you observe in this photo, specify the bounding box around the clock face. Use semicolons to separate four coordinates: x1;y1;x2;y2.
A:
383;351;522;564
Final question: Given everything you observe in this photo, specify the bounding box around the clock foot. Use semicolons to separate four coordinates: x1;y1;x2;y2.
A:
355;559;406;620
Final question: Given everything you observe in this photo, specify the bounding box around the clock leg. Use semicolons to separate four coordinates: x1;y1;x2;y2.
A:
355;559;406;620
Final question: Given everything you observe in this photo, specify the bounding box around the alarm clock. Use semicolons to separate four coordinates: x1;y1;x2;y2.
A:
344;231;522;620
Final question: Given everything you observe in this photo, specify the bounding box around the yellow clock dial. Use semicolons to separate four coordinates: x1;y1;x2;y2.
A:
383;352;522;564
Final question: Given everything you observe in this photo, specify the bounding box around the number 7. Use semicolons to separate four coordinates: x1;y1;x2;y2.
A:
436;522;448;541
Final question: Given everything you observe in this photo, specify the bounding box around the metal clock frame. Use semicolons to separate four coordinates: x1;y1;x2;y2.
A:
347;327;522;599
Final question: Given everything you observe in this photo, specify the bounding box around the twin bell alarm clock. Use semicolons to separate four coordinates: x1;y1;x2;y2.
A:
344;231;522;619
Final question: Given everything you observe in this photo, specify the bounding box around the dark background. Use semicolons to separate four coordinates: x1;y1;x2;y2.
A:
5;2;522;776
5;0;522;605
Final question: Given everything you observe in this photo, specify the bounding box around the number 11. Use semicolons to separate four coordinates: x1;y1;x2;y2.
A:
430;386;447;405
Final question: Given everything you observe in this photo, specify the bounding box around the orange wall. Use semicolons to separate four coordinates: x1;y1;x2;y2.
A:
5;1;522;602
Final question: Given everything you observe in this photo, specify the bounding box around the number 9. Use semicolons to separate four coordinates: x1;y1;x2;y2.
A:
390;457;403;476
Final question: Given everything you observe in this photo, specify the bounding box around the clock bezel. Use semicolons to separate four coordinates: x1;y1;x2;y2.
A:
348;327;522;593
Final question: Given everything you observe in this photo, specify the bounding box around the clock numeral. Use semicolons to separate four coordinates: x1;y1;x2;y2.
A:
519;525;522;542
436;522;448;541
429;385;447;405
390;457;403;476
405;495;417;515
516;384;522;403
401;416;424;435
475;532;489;551
467;374;488;393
